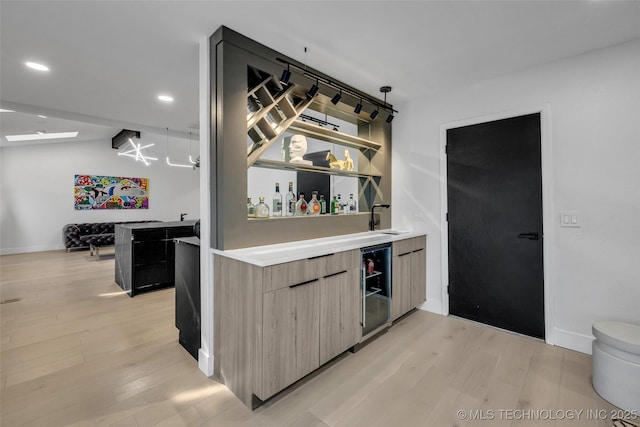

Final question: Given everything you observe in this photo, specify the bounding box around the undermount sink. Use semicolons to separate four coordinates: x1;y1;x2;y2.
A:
375;230;406;235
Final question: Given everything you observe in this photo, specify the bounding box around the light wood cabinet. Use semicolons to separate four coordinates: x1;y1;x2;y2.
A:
215;248;360;407
261;279;320;399
411;247;426;308
392;236;427;320
214;235;426;409
319;269;360;365
391;250;412;320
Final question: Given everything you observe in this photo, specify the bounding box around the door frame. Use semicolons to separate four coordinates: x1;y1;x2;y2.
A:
439;104;555;345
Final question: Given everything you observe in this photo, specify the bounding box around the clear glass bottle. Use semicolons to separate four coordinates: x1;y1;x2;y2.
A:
330;195;339;215
285;181;295;216
319;194;327;214
247;197;256;218
308;191;321;215
272;182;282;217
256;196;270;218
337;194;345;214
295;193;307;216
348;193;357;214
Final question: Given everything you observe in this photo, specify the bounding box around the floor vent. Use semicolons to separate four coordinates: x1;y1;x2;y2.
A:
0;297;21;304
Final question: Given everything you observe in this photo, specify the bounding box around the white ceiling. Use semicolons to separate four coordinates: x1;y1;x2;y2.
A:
2;0;640;146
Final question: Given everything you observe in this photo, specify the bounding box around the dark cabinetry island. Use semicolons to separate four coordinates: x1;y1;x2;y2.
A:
174;236;201;360
115;221;196;297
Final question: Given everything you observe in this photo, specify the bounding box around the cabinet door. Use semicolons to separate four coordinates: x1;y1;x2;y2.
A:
411;247;426;309
261;281;320;399
392;252;412;320
319;269;359;365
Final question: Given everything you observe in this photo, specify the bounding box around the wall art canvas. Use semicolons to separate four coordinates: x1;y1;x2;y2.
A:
74;175;149;210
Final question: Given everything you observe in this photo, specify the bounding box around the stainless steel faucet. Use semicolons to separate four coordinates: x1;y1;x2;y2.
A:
369;204;390;231
180;213;187;221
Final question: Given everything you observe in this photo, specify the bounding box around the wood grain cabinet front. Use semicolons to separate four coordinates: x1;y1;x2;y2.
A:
319;268;360;365
216;249;361;405
392;236;427;320
214;240;425;409
260;279;320;399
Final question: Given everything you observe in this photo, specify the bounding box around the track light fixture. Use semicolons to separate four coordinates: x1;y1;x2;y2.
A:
299;114;340;131
331;90;342;105
354;99;363;114
280;64;291;85
380;86;393;123
275;59;398;121
307;79;319;99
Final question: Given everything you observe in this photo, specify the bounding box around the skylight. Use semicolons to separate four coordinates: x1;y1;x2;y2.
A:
5;131;79;142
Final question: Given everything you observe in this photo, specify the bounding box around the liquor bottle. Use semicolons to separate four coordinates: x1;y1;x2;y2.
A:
247;197;256;218
319;195;327;214
337;194;345;214
272;182;282;216
295;193;307;216
285;181;295;216
330;195;339;215
256;196;270;218
348;193;357;214
308;191;321;215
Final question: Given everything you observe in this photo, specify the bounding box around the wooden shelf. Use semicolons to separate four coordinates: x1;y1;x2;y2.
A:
288;120;381;152
252;159;381;180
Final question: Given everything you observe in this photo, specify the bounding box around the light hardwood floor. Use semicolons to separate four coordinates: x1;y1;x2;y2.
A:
0;250;627;427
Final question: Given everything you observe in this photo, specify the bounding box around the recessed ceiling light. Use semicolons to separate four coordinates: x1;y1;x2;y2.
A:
5;131;78;142
0;109;15;113
25;62;50;72
37;115;47;119
158;95;174;103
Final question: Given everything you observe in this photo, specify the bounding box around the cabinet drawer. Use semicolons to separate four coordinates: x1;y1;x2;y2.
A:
264;249;360;293
316;249;359;278
265;258;321;292
393;236;425;256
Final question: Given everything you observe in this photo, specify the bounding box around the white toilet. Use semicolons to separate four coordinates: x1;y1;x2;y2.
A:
592;320;640;413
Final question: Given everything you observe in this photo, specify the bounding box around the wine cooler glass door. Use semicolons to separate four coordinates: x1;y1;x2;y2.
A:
361;244;391;337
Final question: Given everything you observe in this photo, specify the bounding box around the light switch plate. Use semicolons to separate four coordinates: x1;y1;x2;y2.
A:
560;210;580;228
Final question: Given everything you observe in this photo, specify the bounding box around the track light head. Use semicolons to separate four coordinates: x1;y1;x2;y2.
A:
307;80;319;99
386;114;395;123
370;108;379;120
331;90;342;105
354;100;363;114
280;66;292;85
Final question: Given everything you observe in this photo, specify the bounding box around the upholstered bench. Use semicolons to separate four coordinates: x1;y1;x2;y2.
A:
592;320;640;413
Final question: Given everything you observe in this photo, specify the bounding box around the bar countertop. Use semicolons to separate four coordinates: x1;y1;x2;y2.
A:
211;229;426;267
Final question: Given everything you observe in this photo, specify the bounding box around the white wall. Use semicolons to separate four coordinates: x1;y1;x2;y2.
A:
0;136;200;254
393;38;640;354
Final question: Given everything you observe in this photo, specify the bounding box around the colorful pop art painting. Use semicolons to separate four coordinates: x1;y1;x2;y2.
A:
74;175;149;210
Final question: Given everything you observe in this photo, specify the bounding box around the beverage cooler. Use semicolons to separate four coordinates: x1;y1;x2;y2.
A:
361;243;392;337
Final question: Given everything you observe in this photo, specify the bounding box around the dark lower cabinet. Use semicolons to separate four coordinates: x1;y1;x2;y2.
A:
175;237;201;360
115;221;196;297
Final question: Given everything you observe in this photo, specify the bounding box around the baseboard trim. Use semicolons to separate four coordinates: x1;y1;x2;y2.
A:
553;327;593;355
421;298;443;315
198;349;214;377
0;244;65;255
